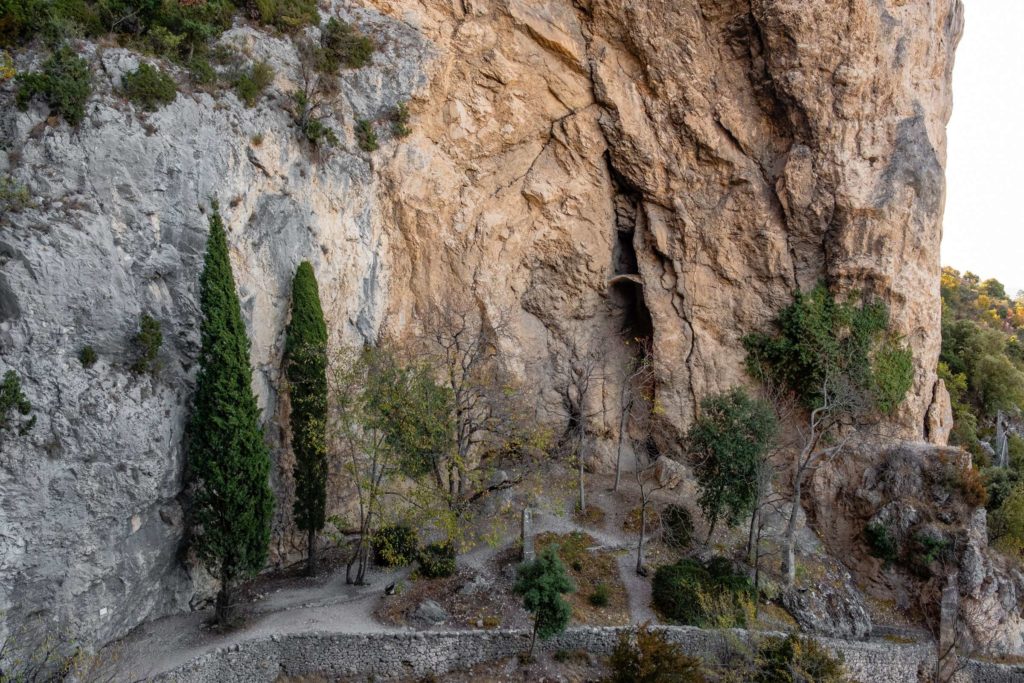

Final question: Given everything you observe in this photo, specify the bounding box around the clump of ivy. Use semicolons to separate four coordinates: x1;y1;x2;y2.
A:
78;345;98;368
355;119;377;152
122;62;177;111
233;60;274;107
15;45;92;125
130;313;163;375
1;370;35;436
743;283;913;416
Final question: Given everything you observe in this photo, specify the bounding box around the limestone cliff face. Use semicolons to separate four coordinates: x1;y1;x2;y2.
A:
0;0;964;650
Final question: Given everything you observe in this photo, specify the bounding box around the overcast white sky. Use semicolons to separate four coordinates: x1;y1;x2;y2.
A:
944;0;1024;296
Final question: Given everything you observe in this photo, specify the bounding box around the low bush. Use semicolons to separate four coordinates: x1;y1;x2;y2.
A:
355;119;378;152
234;60;274;107
391;101;411;137
754;635;849;683
254;0;318;33
0;369;35;435
78;345;97;368
188;57;217;88
130;313;163;375
605;623;707;683
0;176;32;214
662;504;694;550
588;582;610;607
652;557;753;627
16;46;92;125
319;18;374;72
417;541;456;578
909;531;951;577
372;524;418;567
864;521;898;564
122;63;176;111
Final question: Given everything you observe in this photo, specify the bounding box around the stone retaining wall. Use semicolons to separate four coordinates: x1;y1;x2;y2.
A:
150;626;1023;682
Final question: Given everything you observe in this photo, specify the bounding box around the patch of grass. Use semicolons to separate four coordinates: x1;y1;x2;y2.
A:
623;506;661;534
233;60;274;108
535;531;629;626
391;101;411;138
0;176;32;214
573;503;606;527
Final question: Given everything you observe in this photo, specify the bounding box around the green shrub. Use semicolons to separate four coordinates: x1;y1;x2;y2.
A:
864;522;898;564
189;57;217;87
355;119;378;152
588;582;610;607
418;541;456;578
254;0;318;32
662;505;694;550
910;531;950;576
122;63;176;111
78;345;97;368
743;284;913;415
391;101;411;137
16;46;92;125
372;524;419;567
319;17;374;72
0;370;35;436
754;635;849;683
652;557;753;627
234;60;274;107
605;623;707;683
130;313;163;375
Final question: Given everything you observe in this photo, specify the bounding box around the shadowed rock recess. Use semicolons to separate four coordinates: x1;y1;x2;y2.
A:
0;0;983;660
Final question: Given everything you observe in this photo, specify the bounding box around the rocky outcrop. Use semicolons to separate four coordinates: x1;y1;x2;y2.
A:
0;0;965;650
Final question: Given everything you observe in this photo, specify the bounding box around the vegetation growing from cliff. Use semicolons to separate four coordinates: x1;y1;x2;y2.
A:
187;208;274;626
15;45;91;125
122;62;176;111
745;284;914;585
285;261;328;576
0;369;35;436
687;388;777;539
318;17;374;72
129;313;162;375
232;60;274;108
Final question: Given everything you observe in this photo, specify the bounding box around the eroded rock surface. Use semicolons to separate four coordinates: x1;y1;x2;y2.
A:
0;0;970;651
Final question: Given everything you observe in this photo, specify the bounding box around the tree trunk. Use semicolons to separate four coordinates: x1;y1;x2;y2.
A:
307;527;317;577
528;620;538;661
578;452;586;514
214;581;233;627
636;501;646;574
614;393;629;492
746;508;758;564
781;472;801;587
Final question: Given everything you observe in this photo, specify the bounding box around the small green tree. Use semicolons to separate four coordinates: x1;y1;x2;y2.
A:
130;313;163;375
687;387;777;541
122;62;177;111
15;46;92;126
0;370;35;436
285;261;328;576
188;208;274;626
514;544;574;660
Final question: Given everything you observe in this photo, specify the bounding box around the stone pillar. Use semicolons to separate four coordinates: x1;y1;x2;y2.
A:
937;573;959;683
521;507;534;562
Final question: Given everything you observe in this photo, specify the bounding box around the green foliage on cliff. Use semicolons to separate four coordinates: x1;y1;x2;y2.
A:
285;261;328;571
15;45;92;125
319;17;374;72
122;62;176;111
0;370;35;436
743;284;913;416
130;313;163;375
188;209;273;623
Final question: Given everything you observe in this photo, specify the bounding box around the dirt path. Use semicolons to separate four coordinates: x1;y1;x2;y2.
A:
111;470;672;680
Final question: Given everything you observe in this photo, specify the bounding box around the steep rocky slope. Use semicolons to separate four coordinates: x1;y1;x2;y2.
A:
0;0;970;652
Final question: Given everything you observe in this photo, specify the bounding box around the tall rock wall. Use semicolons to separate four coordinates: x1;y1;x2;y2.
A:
0;0;963;649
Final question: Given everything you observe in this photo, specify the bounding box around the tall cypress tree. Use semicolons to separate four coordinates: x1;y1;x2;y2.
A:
285;261;328;575
188;209;274;626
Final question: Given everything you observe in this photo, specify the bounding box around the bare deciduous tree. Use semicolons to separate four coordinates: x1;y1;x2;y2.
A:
614;343;654;492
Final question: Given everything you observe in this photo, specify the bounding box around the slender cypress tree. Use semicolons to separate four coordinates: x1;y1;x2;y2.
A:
188;209;274;626
284;261;328;575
